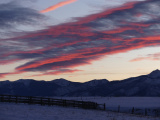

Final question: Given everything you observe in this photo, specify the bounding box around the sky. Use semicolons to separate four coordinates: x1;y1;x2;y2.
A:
0;0;160;82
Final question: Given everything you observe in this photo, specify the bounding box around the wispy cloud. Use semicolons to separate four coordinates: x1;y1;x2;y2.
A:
130;52;160;62
40;0;77;13
0;2;45;39
0;2;44;29
30;69;82;77
1;0;160;78
0;71;25;78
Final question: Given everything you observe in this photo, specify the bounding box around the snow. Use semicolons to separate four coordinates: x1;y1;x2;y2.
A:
0;102;159;120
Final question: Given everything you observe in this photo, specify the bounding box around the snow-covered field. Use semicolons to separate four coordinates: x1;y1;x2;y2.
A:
0;102;159;120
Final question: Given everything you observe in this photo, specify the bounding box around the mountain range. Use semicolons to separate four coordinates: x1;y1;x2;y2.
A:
0;69;160;97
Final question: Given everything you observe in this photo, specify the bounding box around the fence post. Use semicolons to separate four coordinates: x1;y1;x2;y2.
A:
6;95;9;102
104;103;106;111
63;100;67;107
48;98;50;106
82;101;84;109
118;105;120;112
40;97;43;105
51;99;53;106
8;95;11;103
1;95;4;102
73;101;76;107
29;96;32;104
0;95;4;102
132;107;134;114
95;103;98;109
16;96;18;103
155;109;158;117
145;108;147;116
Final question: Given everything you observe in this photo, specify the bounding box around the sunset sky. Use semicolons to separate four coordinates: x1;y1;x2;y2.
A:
0;0;160;82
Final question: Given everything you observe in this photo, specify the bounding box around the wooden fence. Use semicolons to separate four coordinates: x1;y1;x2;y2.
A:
0;95;105;110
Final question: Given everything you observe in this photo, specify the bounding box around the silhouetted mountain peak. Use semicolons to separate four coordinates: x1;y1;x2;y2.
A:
85;79;109;86
16;79;35;87
148;69;160;78
1;70;160;97
52;78;71;86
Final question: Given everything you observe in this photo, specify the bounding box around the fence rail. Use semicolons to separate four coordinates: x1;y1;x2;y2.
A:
0;95;105;110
